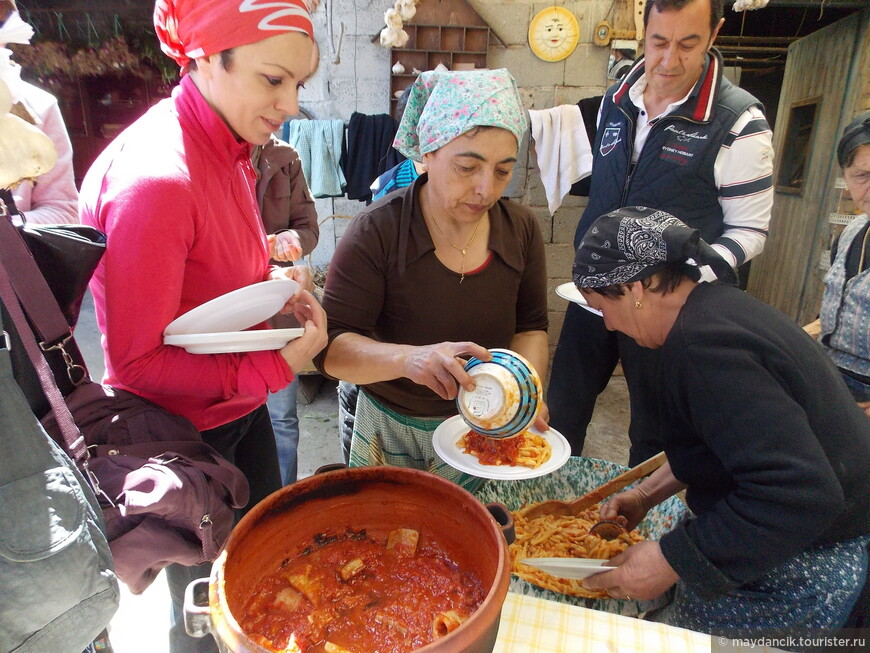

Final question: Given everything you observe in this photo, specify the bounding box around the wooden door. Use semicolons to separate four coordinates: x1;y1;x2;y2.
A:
747;9;869;325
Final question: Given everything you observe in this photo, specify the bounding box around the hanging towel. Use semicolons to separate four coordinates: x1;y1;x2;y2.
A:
283;119;346;198
528;105;593;215
342;112;403;202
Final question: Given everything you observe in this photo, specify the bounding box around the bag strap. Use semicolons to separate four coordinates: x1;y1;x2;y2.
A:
0;214;85;385
0;262;88;464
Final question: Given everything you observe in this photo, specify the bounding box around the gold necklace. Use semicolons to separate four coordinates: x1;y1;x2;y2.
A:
429;213;484;283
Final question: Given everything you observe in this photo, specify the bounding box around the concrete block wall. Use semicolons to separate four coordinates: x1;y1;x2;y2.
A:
301;0;615;360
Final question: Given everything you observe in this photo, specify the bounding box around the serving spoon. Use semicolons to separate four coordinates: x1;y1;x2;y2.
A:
517;451;667;522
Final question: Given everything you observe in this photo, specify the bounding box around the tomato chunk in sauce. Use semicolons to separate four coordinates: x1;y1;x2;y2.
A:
239;528;485;653
460;430;525;466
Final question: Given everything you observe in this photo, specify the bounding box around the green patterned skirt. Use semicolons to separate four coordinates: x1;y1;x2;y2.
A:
349;389;484;492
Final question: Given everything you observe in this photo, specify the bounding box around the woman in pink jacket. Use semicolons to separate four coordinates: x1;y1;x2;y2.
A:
79;1;327;650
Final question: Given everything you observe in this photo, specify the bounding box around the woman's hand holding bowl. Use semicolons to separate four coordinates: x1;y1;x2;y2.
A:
402;342;491;400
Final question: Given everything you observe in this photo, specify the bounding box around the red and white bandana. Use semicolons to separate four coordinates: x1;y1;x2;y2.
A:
154;0;313;73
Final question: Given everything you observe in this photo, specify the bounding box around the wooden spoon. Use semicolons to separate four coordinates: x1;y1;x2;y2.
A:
518;451;667;520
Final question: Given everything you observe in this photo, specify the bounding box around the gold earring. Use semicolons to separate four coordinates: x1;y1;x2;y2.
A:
635;300;642;309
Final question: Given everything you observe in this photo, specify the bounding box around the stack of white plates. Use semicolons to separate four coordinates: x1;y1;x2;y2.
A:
163;279;303;354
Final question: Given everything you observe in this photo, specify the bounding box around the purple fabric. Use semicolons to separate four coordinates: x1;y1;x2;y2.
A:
40;382;250;594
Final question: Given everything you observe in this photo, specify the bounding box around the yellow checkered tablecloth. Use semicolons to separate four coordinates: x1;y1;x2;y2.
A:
493;592;711;652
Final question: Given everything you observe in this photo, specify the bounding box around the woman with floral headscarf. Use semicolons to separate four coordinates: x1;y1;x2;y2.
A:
78;1;326;650
314;69;548;491
575;207;870;637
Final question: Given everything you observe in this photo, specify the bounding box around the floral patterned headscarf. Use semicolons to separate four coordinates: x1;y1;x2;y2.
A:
392;68;528;161
573;206;737;288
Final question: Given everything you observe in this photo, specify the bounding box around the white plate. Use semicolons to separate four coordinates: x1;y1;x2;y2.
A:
555;282;603;317
519;557;614;580
432;415;570;480
164;279;300;336
163;328;304;354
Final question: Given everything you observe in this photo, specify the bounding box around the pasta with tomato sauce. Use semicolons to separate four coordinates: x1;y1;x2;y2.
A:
457;429;551;468
510;504;645;598
239;528;484;652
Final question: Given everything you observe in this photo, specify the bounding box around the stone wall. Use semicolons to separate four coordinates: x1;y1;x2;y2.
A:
302;0;615;359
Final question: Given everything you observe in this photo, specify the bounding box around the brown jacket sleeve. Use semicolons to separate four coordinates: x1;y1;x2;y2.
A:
255;136;319;256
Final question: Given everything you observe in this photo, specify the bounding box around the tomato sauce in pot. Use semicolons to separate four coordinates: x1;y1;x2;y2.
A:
238;528;485;652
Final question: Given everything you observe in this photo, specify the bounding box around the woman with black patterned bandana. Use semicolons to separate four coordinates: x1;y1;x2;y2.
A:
577;207;870;640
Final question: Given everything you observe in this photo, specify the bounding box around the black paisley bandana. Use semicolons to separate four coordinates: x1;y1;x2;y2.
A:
572;206;737;289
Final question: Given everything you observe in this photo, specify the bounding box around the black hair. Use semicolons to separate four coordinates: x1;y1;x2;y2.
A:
837;110;870;168
643;0;723;34
585;261;700;298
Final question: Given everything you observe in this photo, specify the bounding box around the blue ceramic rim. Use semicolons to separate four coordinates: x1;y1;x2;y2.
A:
458;350;541;437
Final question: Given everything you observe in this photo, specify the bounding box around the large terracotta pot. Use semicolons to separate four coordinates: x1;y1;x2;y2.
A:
185;466;514;653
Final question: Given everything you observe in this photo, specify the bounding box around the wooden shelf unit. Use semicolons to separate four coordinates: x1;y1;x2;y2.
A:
390;24;490;111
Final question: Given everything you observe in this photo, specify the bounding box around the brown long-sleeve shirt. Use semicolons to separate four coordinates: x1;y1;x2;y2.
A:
314;175;548;417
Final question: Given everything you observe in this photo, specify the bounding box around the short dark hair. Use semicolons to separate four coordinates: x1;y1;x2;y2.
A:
643;0;723;35
585;261;700;298
187;49;235;73
837;110;870;168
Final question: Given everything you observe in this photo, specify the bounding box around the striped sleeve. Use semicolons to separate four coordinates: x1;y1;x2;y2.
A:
712;105;774;268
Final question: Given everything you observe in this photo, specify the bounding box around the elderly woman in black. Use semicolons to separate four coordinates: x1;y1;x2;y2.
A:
578;207;870;637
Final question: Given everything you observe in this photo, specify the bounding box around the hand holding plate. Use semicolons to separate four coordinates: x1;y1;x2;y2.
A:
271;264;315;301
581;540;678;601
278;289;328;373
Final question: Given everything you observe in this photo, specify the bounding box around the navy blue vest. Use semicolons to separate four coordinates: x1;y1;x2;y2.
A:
576;51;760;249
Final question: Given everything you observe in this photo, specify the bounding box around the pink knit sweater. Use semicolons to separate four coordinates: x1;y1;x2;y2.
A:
80;75;294;430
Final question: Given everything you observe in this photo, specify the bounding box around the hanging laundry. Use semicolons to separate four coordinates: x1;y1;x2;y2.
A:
283;119;346;198
528;104;593;215
568;95;603;197
341;112;403;202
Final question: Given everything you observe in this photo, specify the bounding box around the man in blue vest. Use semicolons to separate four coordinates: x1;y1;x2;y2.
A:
547;0;774;465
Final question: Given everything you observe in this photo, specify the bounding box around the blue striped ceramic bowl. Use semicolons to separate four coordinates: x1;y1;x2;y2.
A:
456;348;542;438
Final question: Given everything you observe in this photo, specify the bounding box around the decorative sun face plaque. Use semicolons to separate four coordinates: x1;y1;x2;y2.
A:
528;6;580;62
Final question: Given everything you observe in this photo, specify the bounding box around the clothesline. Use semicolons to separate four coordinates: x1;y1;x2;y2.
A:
281;106;594;209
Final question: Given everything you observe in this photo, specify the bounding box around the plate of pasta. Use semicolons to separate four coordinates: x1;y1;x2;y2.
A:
432;415;570;480
474;457;688;617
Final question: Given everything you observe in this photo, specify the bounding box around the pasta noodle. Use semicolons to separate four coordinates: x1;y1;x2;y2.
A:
510;504;644;598
457;429;552;468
